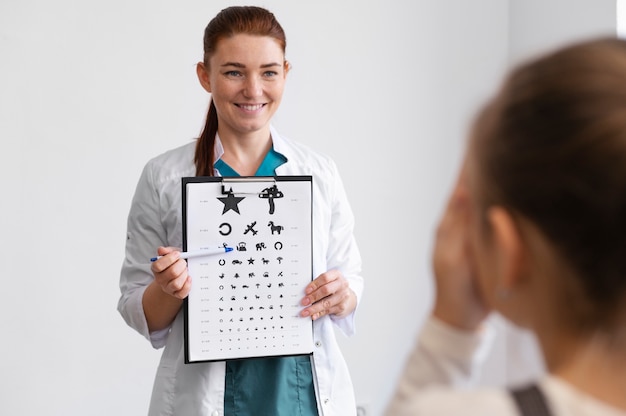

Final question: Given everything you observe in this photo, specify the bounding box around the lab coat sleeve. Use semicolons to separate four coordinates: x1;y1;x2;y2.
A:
325;159;364;337
117;161;171;348
384;316;495;415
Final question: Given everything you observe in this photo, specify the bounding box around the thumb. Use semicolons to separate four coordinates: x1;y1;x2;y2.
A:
157;246;180;256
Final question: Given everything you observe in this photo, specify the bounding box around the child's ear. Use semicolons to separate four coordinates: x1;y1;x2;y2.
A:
487;207;526;293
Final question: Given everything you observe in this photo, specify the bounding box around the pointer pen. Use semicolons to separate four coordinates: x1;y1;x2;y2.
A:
150;246;233;262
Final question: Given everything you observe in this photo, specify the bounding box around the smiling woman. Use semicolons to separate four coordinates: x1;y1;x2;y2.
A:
117;5;364;416
195;33;290;175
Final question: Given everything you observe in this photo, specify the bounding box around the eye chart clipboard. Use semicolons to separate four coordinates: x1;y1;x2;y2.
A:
182;176;314;364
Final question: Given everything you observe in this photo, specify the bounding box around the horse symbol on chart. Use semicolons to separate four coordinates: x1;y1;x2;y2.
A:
268;221;284;235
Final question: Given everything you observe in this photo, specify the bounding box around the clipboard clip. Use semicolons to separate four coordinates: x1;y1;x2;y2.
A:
221;177;284;214
220;177;278;196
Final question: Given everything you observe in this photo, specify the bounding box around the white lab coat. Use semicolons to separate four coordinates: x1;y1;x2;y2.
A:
118;127;364;416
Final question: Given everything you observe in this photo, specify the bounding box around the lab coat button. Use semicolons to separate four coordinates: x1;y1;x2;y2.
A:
211;411;219;416
315;341;322;347
324;398;330;405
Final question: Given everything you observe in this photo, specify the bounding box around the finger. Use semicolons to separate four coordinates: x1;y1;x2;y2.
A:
301;294;335;319
152;258;188;294
303;270;344;303
160;263;190;295
151;250;182;274
305;271;334;294
170;275;192;299
301;290;352;320
301;277;348;307
311;296;335;320
164;270;188;293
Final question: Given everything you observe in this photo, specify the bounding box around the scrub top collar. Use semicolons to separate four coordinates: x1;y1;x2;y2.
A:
213;127;288;176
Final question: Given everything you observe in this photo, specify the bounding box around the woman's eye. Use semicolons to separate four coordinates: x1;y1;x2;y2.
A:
263;71;278;77
225;71;243;77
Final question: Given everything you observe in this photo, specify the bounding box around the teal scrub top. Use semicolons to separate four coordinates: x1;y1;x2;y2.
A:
214;148;319;416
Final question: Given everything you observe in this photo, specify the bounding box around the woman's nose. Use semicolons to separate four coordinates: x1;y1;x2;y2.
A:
243;76;263;98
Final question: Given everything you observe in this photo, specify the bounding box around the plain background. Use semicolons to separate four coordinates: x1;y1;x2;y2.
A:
0;1;617;415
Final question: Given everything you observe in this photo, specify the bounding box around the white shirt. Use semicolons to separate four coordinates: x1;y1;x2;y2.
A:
118;127;364;416
384;317;626;416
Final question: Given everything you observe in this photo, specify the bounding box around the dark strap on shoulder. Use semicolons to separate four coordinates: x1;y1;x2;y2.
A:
510;384;553;416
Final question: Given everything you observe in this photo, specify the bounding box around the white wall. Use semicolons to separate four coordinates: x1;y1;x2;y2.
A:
509;0;617;63
0;1;613;416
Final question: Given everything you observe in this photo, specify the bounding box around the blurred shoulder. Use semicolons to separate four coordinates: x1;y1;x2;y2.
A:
385;386;516;416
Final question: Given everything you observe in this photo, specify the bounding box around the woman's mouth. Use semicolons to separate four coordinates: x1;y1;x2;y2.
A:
237;103;266;111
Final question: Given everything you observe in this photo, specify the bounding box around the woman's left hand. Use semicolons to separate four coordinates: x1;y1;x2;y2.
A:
300;269;356;320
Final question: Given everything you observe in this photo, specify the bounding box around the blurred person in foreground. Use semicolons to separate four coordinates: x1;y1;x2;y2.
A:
386;37;626;416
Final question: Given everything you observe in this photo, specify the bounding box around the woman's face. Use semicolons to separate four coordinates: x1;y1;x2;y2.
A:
200;34;288;138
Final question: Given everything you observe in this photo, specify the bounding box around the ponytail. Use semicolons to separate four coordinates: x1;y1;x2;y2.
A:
194;100;218;176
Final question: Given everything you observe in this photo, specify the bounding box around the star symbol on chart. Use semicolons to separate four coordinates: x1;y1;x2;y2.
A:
248;257;255;265
217;191;245;214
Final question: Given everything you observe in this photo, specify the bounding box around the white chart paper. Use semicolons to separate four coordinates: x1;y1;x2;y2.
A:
183;177;313;363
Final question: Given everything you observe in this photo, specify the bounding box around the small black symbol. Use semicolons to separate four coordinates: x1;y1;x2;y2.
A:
268;221;284;235
218;187;245;215
256;242;266;251
237;242;247;251
219;223;232;236
259;185;284;214
244;221;258;235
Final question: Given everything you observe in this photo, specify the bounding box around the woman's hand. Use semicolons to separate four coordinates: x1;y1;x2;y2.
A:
143;247;191;332
150;246;192;299
431;175;490;331
300;269;356;320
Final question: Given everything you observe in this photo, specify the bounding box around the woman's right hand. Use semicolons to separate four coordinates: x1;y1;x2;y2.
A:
150;246;192;299
431;169;490;331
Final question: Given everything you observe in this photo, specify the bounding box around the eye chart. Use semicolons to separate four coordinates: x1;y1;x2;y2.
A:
182;176;313;363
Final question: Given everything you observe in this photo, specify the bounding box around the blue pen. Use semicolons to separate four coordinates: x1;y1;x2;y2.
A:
150;246;234;262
